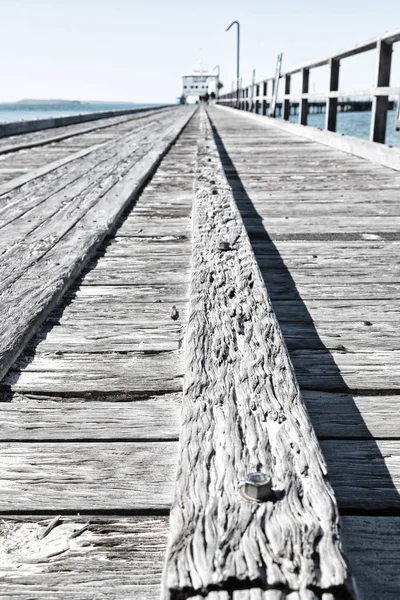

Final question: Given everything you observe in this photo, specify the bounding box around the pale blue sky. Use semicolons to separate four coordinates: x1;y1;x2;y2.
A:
0;0;399;102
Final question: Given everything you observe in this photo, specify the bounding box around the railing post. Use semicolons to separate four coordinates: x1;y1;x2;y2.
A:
255;84;260;114
370;39;393;143
299;68;309;125
325;58;340;131
250;69;256;112
262;82;268;115
283;74;291;120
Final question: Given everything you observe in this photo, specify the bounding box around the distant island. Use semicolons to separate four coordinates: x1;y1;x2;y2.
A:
16;99;81;105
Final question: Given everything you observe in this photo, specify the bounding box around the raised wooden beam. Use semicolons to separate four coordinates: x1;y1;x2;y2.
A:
325;59;340;132
299;68;309;125
162;107;355;599
370;40;393;143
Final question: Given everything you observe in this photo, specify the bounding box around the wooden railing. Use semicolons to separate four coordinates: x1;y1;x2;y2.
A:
218;30;400;144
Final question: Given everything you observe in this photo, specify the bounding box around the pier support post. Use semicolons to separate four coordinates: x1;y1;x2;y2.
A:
326;58;340;131
299;68;309;125
262;82;268;115
283;74;291;120
370;39;393;143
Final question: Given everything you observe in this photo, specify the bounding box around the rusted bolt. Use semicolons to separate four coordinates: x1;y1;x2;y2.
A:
240;472;274;502
218;241;230;251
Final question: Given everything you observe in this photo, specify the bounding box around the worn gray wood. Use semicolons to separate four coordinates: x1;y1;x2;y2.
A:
0;394;181;440
215;106;400;172
67;283;189;303
341;516;400;600
291;349;400;392
0;516;168;599
0;107;171;155
5;515;396;600
162;109;353;599
303;391;400;438
5;351;183;395
321;440;400;511
0;116;167;234
0;442;178;510
278;320;400;351
0;107;195;382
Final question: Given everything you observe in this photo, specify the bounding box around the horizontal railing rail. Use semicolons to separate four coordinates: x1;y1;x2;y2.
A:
218;29;400;144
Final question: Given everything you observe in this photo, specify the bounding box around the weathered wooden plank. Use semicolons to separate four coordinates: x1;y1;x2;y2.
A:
0;111;171;213
257;280;400;301
303;391;400;438
0;116;165;236
115;216;191;238
162;110;353;598
341;516;400;600
272;299;400;322
100;238;191;256
81;268;189;286
46;301;188;324
244;216;400;234
0;394;180;440
0;107;170;156
5;351;183;395
279;320;400;351
321;440;400;512
0;107;195;382
0;441;178;511
291;349;400;392
27;323;182;352
68;283;189;303
0;516;168;599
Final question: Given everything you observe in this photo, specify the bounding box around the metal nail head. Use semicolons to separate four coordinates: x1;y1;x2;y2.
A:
241;472;274;502
218;241;230;251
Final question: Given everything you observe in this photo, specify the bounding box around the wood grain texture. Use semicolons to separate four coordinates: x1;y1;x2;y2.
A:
162;109;354;599
321;440;400;511
0;394;181;440
0;516;168;599
0;441;178;510
303;391;400;438
0;107;171;156
0;106;195;383
0;516;396;600
6;351;183;395
341;516;400;600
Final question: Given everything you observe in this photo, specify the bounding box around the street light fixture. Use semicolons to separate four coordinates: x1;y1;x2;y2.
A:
225;21;240;108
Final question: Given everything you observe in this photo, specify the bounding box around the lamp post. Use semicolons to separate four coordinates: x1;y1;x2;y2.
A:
226;21;240;108
213;65;220;99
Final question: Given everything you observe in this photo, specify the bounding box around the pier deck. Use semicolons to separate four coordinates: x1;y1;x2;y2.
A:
0;105;399;598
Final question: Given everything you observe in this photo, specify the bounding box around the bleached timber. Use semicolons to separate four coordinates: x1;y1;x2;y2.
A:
162;110;354;599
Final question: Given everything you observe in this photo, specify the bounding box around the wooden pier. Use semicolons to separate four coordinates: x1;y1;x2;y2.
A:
1;33;400;599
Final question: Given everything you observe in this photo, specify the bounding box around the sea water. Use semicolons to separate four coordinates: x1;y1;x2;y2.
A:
0;101;161;124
